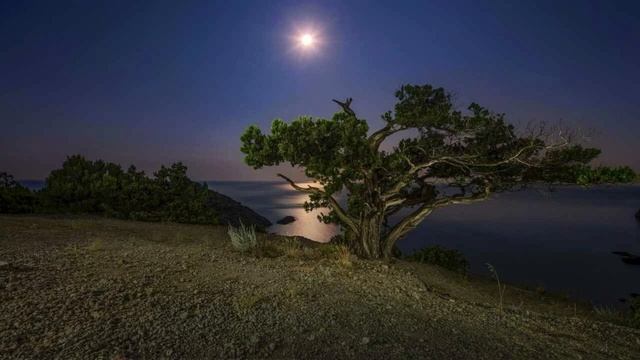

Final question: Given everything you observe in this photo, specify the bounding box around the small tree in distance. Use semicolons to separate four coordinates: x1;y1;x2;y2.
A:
240;84;635;259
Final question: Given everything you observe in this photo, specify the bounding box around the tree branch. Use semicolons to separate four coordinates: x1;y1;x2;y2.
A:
277;173;359;234
383;184;491;255
368;124;409;151
382;139;552;200
332;98;355;117
383;204;433;255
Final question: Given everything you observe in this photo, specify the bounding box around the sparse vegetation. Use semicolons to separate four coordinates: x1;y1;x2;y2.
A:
228;221;257;252
591;298;640;330
486;263;507;314
406;245;469;275
335;244;353;267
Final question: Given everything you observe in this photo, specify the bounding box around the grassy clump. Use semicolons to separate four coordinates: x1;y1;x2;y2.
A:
228;222;257;252
406;245;469;275
592;297;640;330
244;235;353;267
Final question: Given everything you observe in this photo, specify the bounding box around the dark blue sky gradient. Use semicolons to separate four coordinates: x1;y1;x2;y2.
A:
1;0;639;180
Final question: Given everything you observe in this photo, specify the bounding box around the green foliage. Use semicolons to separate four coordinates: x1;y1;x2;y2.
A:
406;245;469;275
0;172;37;213
143;163;218;224
228;221;257;252
40;155;125;213
39;155;219;224
573;166;637;185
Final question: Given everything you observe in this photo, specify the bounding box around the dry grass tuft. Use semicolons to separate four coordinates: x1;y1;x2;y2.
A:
280;237;304;258
228;222;257;252
335;245;352;267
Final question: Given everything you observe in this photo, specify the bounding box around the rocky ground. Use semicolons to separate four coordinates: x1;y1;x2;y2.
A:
1;215;639;359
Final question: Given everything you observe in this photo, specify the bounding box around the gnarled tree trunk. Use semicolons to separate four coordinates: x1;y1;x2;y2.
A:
352;214;384;258
342;212;402;259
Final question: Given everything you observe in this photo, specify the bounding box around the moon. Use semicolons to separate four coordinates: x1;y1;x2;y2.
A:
288;25;323;57
299;33;315;48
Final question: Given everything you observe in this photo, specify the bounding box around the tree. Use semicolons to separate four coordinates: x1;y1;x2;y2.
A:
0;172;36;213
240;84;634;259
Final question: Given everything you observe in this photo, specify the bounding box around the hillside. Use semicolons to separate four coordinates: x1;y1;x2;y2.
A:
205;189;271;228
0;216;638;359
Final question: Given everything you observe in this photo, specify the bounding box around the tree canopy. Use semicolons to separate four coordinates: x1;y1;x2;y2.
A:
241;84;636;259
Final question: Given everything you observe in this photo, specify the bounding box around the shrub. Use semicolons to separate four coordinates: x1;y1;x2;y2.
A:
0;172;37;213
39;155;219;224
406;245;469;275
148;163;219;224
228;221;257;252
40;155;125;213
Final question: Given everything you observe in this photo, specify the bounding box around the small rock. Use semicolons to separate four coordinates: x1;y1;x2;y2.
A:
360;337;370;345
276;216;296;225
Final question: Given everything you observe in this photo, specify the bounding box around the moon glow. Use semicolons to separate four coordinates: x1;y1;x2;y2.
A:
300;33;314;47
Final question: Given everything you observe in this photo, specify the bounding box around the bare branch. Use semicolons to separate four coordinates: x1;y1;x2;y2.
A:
368;124;406;150
383;204;433;255
276;173;359;234
332;98;355;117
383;184;491;255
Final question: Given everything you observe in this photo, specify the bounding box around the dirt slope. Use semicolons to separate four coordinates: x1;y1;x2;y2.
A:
1;216;638;359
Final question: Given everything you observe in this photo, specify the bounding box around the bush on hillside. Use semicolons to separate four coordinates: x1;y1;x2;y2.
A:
0;172;37;213
40;155;125;213
406;245;469;275
143;163;218;224
39;155;219;224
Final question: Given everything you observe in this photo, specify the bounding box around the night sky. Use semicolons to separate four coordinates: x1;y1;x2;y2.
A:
2;0;639;180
